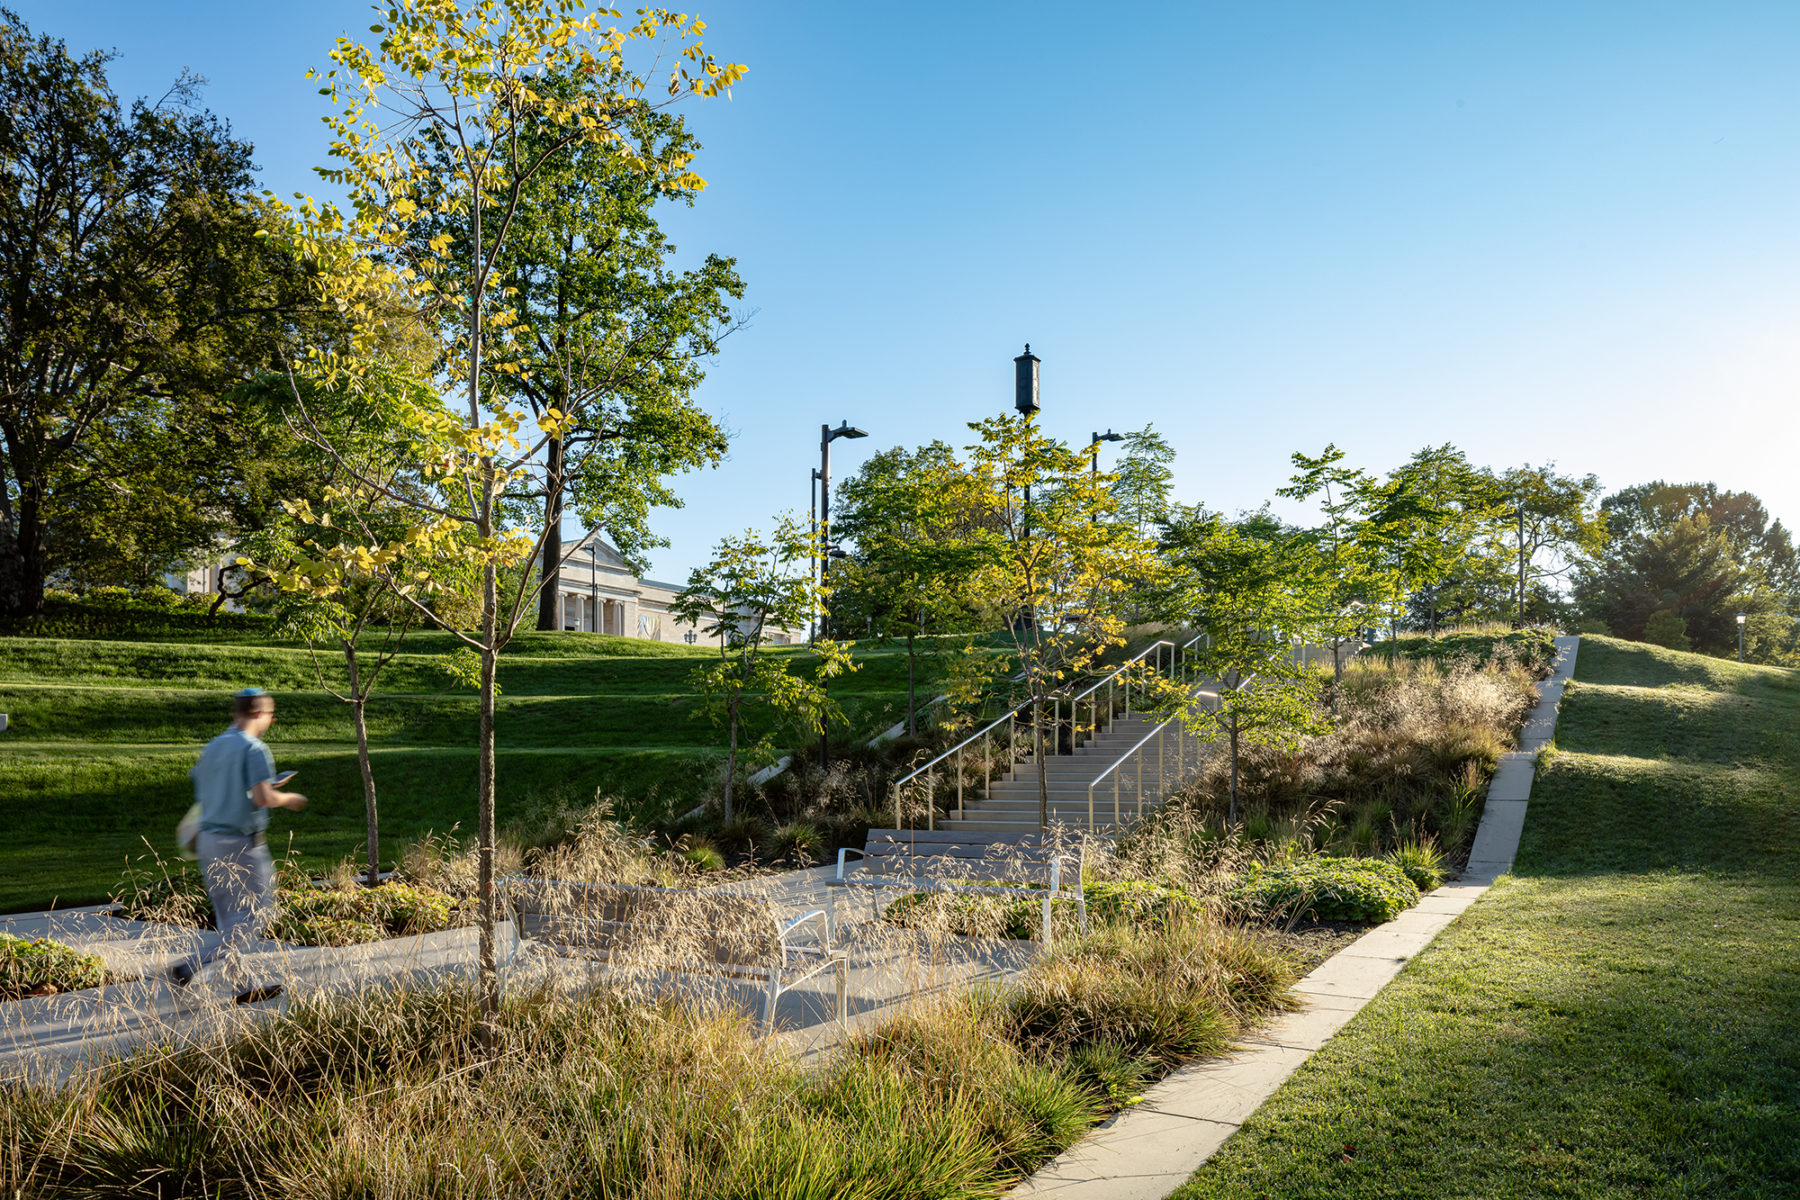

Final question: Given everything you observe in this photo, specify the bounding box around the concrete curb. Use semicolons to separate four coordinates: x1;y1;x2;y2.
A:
1007;634;1581;1199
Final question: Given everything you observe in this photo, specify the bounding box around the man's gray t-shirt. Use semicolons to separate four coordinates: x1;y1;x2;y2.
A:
191;726;276;836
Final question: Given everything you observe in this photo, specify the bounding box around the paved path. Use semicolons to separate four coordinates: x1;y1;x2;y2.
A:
0;861;1032;1083
1008;635;1581;1199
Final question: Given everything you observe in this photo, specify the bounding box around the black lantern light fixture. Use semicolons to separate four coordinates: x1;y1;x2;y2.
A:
1014;344;1040;416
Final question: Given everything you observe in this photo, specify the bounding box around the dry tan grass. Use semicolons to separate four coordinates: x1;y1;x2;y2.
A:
1158;645;1541;860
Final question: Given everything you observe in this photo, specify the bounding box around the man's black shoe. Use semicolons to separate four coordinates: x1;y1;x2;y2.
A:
169;962;195;989
233;985;283;1005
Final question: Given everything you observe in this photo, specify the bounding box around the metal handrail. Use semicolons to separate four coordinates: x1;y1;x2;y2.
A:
1067;639;1175;704
1083;676;1219;827
892;633;1188;794
891;696;1034;793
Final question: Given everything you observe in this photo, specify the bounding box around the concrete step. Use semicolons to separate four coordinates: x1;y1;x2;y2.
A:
940;819;1124;834
957;799;1159;819
985;781;1175;798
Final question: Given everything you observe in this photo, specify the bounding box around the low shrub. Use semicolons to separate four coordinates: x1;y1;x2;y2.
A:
0;595;277;642
1233;856;1421;925
762;820;826;865
113;859;469;946
1386;840;1446;891
680;836;727;872
0;934;107;1000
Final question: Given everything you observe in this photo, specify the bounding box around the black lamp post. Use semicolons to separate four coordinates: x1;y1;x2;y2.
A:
818;420;867;766
1737;612;1746;662
1090;429;1124;476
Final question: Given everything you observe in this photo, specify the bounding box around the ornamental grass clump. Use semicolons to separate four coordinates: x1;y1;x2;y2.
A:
1233;856;1421;925
1005;916;1293;1068
0;900;1298;1197
1168;645;1541;858
0;934;105;1001
885;879;1201;941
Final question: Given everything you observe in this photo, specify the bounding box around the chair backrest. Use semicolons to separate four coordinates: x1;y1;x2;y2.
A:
506;879;779;968
856;829;1078;884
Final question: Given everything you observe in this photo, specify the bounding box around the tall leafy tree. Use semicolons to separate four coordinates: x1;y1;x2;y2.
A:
1110;424;1177;534
1277;445;1392;681
282;0;743;1028
1574;481;1797;660
0;13;303;614
1385;444;1508;634
1492;464;1606;628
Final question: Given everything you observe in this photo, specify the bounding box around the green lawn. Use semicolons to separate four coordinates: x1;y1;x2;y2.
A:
0;630;955;912
1172;636;1800;1199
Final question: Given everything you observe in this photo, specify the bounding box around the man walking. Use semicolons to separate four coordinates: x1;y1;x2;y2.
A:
170;688;306;1003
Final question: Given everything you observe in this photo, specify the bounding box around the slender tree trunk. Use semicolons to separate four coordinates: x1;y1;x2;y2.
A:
1033;691;1049;832
469;190;501;1040
1516;508;1526;629
1229;713;1240;827
477;592;498;1028
906;632;917;737
536;434;565;631
346;647;380;888
724;700;738;825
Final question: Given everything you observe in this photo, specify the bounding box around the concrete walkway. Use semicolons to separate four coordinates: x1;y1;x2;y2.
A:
1008;634;1581;1199
0;861;1031;1083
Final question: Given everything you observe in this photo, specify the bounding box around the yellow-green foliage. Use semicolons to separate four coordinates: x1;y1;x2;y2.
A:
0;934;106;1001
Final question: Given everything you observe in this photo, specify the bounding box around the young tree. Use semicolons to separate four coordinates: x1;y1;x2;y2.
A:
282;1;743;1026
1277;445;1392;681
1492;464;1606;628
672;517;853;823
1383;444;1508;635
0;13;307;615
408;65;740;628
244;369;457;888
1153;507;1330;824
833;441;991;736
1110;424;1177;534
963;413;1160;832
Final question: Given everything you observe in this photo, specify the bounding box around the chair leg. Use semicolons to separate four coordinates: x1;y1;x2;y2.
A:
834;958;848;1029
762;973;780;1034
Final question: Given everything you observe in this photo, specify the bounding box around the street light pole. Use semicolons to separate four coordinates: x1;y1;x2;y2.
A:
817;419;868;767
1090;429;1124;525
809;468;822;644
1737;612;1746;662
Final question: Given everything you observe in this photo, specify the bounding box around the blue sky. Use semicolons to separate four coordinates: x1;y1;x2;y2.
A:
24;1;1800;581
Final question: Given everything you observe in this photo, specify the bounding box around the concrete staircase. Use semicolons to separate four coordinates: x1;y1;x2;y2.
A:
940;714;1201;834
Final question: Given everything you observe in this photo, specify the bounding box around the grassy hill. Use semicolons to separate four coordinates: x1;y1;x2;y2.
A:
1173;635;1800;1199
0;628;947;913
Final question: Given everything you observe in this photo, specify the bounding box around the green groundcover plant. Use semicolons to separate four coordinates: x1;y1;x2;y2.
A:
0;934;106;1001
1233;856;1421;924
112;862;470;947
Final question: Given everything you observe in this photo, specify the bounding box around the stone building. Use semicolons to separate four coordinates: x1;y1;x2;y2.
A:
550;535;686;641
549;534;805;646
